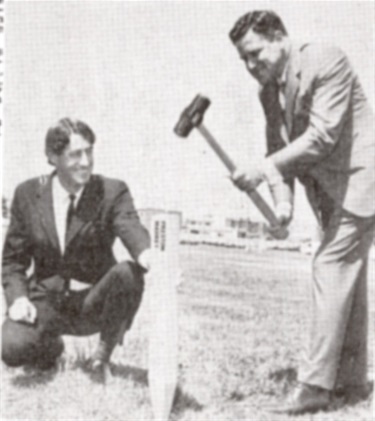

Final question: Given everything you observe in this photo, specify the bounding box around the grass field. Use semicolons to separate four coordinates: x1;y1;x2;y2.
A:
1;245;374;421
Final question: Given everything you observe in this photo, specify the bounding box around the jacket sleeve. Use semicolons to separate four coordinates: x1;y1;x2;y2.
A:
112;182;150;261
2;186;32;305
270;47;354;176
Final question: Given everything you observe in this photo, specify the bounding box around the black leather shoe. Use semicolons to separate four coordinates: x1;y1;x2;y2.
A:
89;358;110;381
265;383;330;414
88;340;114;382
335;383;372;403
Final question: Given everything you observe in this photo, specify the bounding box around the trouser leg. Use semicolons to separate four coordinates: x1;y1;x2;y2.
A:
298;209;375;390
63;261;144;349
335;258;369;388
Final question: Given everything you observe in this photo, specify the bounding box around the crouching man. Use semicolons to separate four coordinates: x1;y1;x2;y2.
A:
2;118;152;373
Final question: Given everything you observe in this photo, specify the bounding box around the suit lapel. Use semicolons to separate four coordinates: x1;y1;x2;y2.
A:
284;44;303;136
36;172;61;253
65;176;104;250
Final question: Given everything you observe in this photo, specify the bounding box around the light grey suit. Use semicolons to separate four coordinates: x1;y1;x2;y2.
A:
261;43;375;390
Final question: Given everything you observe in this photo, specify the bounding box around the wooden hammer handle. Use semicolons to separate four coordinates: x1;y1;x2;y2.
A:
198;124;280;227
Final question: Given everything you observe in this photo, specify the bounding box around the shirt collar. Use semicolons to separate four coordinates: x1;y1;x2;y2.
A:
52;174;84;207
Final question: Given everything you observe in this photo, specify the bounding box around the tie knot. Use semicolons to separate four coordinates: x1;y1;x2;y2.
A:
69;194;76;204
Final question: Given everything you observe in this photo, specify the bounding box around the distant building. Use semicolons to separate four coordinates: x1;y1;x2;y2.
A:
138;208;182;232
112;208;183;260
181;214;266;246
224;217;266;239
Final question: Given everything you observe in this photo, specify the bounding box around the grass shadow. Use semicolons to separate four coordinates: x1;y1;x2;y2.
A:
228;390;247;402
69;358;149;385
109;363;148;385
269;366;297;384
76;360;204;415
172;385;204;415
10;366;58;388
331;381;374;409
268;366;298;395
108;363;204;415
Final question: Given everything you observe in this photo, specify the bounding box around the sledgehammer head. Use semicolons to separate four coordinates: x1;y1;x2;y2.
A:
174;95;211;137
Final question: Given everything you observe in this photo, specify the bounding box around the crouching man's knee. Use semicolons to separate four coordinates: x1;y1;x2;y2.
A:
2;318;36;367
1;318;63;367
108;261;145;296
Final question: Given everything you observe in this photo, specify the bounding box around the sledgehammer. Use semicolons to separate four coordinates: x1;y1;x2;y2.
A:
174;94;285;232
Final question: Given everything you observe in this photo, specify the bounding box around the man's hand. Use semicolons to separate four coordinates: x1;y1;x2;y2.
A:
137;248;153;272
231;166;264;192
267;201;293;240
275;201;293;226
8;296;37;324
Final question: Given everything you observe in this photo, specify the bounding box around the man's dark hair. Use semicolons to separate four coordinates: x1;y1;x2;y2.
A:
45;118;96;159
229;10;288;43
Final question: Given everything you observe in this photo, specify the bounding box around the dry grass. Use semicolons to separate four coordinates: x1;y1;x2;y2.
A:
1;245;374;421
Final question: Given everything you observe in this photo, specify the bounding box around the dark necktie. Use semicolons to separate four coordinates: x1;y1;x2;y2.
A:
276;84;289;145
65;194;76;244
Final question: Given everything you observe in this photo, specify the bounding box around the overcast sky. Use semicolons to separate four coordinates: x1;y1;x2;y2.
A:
3;1;374;235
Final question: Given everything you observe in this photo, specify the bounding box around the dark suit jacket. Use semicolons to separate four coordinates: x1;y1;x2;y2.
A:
260;43;375;218
2;173;150;306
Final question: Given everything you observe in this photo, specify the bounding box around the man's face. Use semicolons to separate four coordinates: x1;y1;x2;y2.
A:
235;29;285;85
50;134;94;191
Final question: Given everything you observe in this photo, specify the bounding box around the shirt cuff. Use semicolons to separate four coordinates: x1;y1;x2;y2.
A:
262;157;283;186
137;248;152;272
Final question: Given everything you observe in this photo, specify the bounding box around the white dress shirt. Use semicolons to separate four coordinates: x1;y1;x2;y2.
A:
277;60;288;111
52;176;84;253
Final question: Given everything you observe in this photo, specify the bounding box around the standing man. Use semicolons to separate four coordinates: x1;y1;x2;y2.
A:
2;118;152;374
229;11;375;413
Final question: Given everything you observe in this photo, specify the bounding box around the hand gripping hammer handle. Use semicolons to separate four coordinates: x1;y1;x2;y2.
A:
174;94;286;231
197;124;280;227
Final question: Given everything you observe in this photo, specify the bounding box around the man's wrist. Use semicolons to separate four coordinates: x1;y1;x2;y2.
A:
262;157;283;186
137;248;152;272
275;201;293;226
276;201;293;214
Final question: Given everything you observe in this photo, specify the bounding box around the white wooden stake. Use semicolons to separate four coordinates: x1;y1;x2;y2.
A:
148;213;179;421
